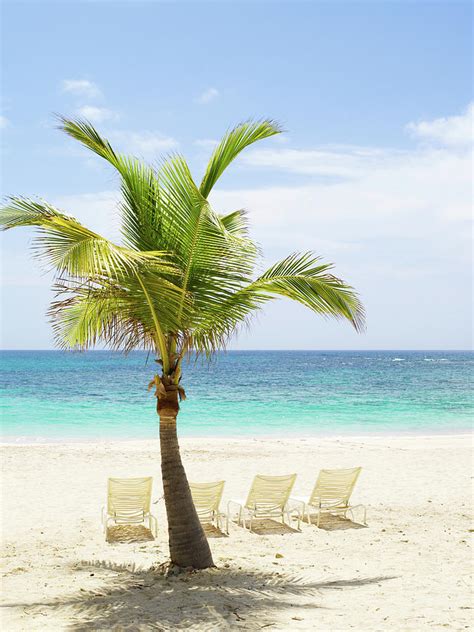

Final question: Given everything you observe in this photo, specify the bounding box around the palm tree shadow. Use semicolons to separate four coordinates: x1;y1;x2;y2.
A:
8;559;397;631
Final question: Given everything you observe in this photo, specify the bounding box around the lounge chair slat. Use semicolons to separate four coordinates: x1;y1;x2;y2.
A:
291;467;366;527
190;480;228;533
102;476;158;538
228;474;300;531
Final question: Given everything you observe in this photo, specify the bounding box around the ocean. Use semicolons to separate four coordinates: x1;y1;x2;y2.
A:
0;350;472;441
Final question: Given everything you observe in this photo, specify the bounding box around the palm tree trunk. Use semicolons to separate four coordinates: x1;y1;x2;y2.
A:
157;382;214;569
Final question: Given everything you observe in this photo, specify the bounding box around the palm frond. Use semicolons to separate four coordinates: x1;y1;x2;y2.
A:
191;252;365;352
251;253;366;332
158;155;257;318
49;284;145;352
58;116;120;167
200;119;282;198
59;117;166;253
50;271;190;353
0;197;176;279
219;208;253;239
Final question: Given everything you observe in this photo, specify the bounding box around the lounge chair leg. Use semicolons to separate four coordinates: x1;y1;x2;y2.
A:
104;517;112;540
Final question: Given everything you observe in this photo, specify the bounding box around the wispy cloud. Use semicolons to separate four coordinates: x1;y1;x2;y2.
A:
241;105;473;182
406;102;473;147
0;115;10;129
195;87;219;105
61;79;102;99
55;126;178;163
53;190;121;241
209;105;472;270
76;105;119;123
213;145;471;240
194;138;219;150
108;130;178;159
241;145;406;180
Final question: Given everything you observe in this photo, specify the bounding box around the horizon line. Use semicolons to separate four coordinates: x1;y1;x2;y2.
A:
0;348;472;353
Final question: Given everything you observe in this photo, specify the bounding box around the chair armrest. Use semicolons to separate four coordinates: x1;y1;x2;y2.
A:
227;499;244;511
287;497;306;510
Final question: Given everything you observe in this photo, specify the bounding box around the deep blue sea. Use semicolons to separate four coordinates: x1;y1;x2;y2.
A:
0;351;472;441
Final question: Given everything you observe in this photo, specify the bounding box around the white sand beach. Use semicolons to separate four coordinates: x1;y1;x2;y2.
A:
1;434;472;631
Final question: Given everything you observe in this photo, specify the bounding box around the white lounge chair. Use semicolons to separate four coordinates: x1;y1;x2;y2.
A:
101;476;158;538
291;467;366;527
190;480;228;533
227;474;300;531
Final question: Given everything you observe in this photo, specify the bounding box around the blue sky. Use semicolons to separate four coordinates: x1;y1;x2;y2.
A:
1;1;472;349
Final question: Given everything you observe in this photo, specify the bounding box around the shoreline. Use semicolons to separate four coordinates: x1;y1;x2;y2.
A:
1;429;472;447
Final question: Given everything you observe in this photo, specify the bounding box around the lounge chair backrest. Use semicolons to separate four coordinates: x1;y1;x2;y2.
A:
245;474;297;510
107;477;152;522
190;481;225;512
309;467;361;507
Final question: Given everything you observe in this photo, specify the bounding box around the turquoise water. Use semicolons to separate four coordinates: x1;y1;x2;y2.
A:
1;351;472;441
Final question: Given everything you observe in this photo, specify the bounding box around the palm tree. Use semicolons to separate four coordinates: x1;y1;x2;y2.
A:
1;117;365;569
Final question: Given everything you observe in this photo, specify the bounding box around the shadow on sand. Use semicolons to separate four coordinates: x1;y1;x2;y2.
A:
202;524;229;538
305;515;368;531
106;525;155;543
106;523;230;542
8;559;396;631
235;518;300;535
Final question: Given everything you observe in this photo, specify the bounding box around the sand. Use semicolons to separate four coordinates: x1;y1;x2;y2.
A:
1;434;472;631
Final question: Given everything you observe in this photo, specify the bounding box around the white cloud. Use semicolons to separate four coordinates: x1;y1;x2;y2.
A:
194;138;219;150
241;145;407;179
195;87;219;105
209;110;472;269
75;105;119;123
50;106;471;266
0;115;10;129
406;103;474;147
208;134;472;347
108;130;178;159
54;127;178;163
243;105;474;180
61;79;102;99
53;190;121;241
